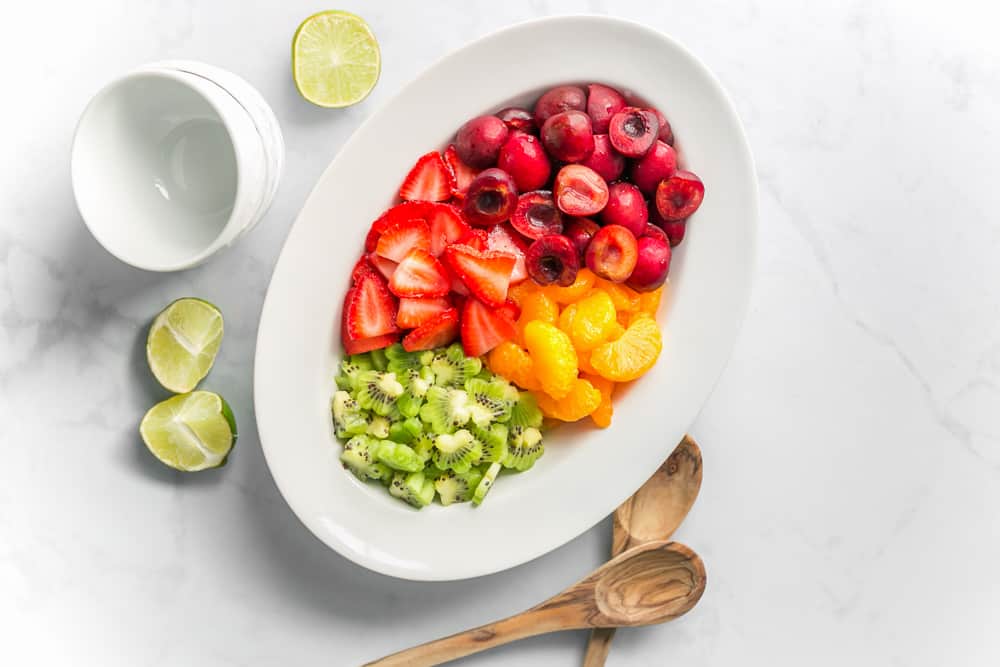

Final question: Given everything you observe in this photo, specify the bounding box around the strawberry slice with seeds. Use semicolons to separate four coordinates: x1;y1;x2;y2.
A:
425;203;471;256
350;255;377;284
389;248;450;298
485;224;529;284
342;272;399;340
368;253;398;281
442;261;469;296
443;144;478;200
457;228;489;252
443;244;516;308
343;327;401;355
366;201;432;253
460;297;517;357
402;308;460;352
398;151;455;202
396;296;453;329
498;298;521;322
375;218;432;262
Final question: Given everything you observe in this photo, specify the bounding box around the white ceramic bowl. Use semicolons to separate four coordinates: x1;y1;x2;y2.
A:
71;62;283;271
255;16;758;581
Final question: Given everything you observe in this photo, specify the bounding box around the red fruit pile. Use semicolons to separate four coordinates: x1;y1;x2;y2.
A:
342;83;705;357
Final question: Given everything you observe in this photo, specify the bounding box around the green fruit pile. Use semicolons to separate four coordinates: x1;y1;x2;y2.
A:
332;342;544;508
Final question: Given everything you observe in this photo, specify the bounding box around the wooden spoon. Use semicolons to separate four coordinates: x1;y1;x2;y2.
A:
363;540;706;667
583;434;704;667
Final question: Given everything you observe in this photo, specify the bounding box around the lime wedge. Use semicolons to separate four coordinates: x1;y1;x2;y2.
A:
292;10;381;108
146;298;223;393
140;392;237;471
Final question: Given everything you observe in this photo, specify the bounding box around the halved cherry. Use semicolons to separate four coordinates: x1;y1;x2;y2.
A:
553;165;609;217
510;190;564;240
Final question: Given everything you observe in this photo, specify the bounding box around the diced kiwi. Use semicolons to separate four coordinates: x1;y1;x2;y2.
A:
470;422;508;463
434;469;485;506
465;378;514;426
332;390;370;438
473;462;502;505
411;432;435;463
431;343;482;387
389;471;435;508
375;440;424;472
366;415;391;439
432;429;482;474
503;425;544;471
388;416;423;444
420;386;472;433
370;347;389;371
341;435;392;482
385;344;435;376
508;391;544;429
336;353;375;391
356;370;405;416
397;368;432;418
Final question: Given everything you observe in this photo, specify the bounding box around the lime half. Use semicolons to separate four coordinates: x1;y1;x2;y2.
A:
147;298;223;393
140;392;237;471
292;10;381;108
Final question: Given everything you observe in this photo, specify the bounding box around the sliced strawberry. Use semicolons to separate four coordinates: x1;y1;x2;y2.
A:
443;144;479;199
366;201;432;253
343;328;401;355
398;151;455;202
443;244;516;308
498;298;521;322
402;308;460;352
457;228;489;252
461;297;517;357
396;296;453;329
368;253;398;281
485;224;529;284
375;218;432;262
425;203;471;256
342;272;399;340
442;261;470;296
350;255;377;284
388;248;450;298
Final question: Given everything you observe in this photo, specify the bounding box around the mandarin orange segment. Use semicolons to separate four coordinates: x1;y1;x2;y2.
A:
535;378;602;422
596;278;641;312
637;286;664;315
577;348;599;375
558;302;577;335
516;290;559;345
487;340;540;391
539;268;597;304
590;316;662;382
582;372;615;428
507;280;535;307
569;290;617;351
606;320;627;341
523;320;578;399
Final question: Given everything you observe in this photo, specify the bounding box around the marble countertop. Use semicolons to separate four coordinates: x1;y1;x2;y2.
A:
2;1;998;665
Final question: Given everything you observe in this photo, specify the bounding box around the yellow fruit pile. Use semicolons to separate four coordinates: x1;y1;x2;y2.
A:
488;268;663;428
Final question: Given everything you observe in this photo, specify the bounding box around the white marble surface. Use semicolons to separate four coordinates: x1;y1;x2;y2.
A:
2;1;999;664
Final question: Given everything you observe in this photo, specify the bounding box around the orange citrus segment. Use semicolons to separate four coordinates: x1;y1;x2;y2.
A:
523;320;578;399
536;378;602;422
590;316;662;382
539;268;597;304
487;341;540;391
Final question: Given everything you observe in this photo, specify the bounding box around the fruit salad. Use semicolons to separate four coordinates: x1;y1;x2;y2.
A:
333;82;704;508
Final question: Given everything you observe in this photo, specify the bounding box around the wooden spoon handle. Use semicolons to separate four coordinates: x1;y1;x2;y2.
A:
582;627;617;667
363;608;565;667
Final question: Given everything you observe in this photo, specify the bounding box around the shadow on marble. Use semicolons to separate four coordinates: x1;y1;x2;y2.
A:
230;426;610;636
